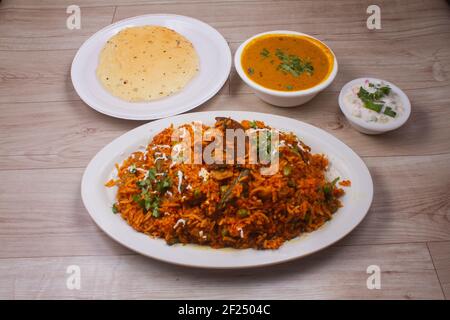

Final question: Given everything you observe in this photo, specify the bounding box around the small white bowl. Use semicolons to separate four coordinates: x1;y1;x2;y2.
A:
338;78;411;135
234;31;338;107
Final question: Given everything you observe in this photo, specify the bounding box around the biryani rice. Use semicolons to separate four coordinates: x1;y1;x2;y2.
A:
106;118;347;249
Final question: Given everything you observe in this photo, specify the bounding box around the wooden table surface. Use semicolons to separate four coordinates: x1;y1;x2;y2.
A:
0;0;449;300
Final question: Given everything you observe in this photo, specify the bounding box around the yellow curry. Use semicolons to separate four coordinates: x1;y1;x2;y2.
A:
241;34;334;91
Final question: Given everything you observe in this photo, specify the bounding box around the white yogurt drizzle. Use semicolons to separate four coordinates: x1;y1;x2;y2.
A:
177;170;183;193
173;219;186;229
198;168;209;182
237;227;244;239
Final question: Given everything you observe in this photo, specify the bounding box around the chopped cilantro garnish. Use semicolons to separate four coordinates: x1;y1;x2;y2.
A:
156;176;172;193
358;85;391;101
247;67;254;75
331;177;340;185
135;192;160;216
275;49;314;77
283;165;292;176
237;208;249;218
112;203;119;214
133;168;169;218
323;177;340;200
383;106;397;118
363;99;383;113
357;84;394;115
146;168;157;180
260;48;270;58
152;207;160;218
249;120;258;129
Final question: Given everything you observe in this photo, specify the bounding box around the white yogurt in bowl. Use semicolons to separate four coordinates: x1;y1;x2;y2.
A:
339;78;411;134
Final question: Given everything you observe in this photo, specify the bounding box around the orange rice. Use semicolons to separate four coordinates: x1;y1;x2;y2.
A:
105;118;348;249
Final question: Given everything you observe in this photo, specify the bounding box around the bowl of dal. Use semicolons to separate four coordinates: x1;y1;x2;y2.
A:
234;31;338;107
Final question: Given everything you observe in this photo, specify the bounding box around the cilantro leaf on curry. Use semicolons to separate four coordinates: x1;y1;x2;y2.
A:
260;48;270;58
275;49;314;77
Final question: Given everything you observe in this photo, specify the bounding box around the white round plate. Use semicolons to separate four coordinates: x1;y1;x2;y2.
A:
82;111;373;268
71;14;231;120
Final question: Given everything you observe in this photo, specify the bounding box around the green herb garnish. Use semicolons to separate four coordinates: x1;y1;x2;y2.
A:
112;203;119;214
275;49;314;77
136;192;160;216
136;168;158;188
146;168;157;180
220;185;229;194
357;83;395;117
155;175;172;193
358;86;391;102
133;168;169;218
237;208;249;218
362;99;383;113
283;165;292;176
285;85;294;90
260;48;270;58
249;120;258;129
221;228;229;237
152;207;160;218
331;177;340;185
378;85;391;97
247;67;254;75
383;106;397;118
136;180;148;188
323;177;340;200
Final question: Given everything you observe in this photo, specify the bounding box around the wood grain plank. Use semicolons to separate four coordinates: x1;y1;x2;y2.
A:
0;154;448;259
340;154;450;246
0;234;132;259
0;0;270;9
0;165;132;258
428;241;450;299
0;243;443;299
0;0;146;8
114;0;450;42
0;49;229;104
0;7;116;51
0;50;79;103
0;90;449;171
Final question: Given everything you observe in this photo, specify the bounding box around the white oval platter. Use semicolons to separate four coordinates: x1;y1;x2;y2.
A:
81;111;373;268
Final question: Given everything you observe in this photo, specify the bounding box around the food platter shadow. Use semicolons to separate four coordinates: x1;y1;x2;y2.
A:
139;243;345;280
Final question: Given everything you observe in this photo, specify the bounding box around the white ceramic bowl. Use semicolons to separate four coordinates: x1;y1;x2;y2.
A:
338;78;411;135
234;30;338;107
